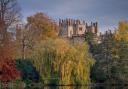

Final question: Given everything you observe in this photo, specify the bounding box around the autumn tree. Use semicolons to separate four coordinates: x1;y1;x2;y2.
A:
0;0;21;59
27;12;58;41
15;25;31;59
15;12;59;59
0;58;20;82
31;38;95;85
115;21;128;41
0;0;21;83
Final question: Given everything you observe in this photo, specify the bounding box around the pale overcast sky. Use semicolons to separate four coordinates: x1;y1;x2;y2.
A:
17;0;128;32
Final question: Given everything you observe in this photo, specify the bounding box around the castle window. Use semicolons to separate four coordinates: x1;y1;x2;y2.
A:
79;27;82;31
70;31;73;36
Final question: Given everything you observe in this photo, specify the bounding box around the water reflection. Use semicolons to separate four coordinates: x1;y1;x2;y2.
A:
25;86;128;89
25;86;89;89
1;85;128;89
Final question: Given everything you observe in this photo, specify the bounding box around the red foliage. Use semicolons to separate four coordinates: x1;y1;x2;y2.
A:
0;58;21;82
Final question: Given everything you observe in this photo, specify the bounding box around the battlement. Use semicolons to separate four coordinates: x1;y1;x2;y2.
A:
59;19;86;26
59;19;98;28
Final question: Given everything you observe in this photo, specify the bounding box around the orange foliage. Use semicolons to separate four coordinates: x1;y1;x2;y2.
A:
27;12;59;40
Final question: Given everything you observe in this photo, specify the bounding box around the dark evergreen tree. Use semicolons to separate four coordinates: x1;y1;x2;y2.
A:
16;59;40;84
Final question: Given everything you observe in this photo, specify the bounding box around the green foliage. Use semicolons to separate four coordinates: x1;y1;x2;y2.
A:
91;35;128;84
85;32;96;45
85;32;93;41
31;38;95;85
16;59;40;84
84;32;99;57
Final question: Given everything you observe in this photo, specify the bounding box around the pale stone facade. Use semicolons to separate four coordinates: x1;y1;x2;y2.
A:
58;19;98;43
58;19;98;38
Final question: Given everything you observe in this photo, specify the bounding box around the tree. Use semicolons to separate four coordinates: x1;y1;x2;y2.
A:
85;32;95;45
27;12;58;40
0;58;20;82
15;26;32;59
16;59;40;84
0;0;21;59
0;0;20;28
85;32;99;55
91;33;128;84
115;21;128;41
31;38;95;85
0;0;21;83
15;12;59;59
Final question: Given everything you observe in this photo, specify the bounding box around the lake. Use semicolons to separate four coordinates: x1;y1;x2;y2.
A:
24;86;128;89
1;83;127;89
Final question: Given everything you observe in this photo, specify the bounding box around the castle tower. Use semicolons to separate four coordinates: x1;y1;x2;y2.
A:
94;22;98;33
59;18;98;39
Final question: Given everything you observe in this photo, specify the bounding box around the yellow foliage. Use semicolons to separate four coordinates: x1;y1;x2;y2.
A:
27;12;59;40
31;38;95;85
115;21;128;41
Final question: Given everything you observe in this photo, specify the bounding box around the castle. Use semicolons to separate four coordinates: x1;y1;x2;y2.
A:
15;18;114;44
58;19;99;43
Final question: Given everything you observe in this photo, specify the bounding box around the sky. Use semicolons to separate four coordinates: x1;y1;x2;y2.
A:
17;0;128;32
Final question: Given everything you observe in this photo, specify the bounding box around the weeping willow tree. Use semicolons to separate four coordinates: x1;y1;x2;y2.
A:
31;38;95;85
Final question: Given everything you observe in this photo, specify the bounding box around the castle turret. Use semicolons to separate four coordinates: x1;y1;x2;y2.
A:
95;22;98;33
59;18;99;39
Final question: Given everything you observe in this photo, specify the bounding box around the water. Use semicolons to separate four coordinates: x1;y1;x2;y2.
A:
24;86;128;89
1;83;127;89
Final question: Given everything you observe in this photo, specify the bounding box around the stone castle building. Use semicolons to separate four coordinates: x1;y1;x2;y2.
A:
58;19;99;43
